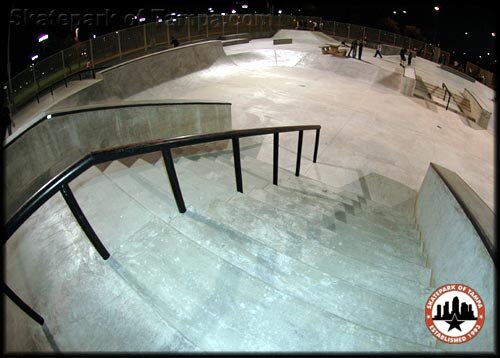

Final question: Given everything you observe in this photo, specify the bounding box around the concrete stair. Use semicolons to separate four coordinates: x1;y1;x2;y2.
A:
8;151;442;352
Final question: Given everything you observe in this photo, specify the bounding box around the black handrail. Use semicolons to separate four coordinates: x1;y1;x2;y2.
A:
3;124;321;326
442;82;452;111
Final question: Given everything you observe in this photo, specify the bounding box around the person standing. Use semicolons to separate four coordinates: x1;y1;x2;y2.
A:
357;38;364;60
1;102;15;138
347;39;357;58
400;47;407;67
408;49;413;66
374;42;383;58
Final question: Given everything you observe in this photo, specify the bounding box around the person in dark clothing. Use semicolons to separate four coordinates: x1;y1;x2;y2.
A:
374;42;383;58
170;37;180;47
347;39;357;58
1;102;14;137
408;50;413;66
400;47;407;67
357;38;364;60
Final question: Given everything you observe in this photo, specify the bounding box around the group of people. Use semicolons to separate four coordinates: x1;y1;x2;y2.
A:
399;47;415;68
346;37;367;60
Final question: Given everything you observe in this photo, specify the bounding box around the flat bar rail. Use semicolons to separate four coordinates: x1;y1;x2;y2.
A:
3;124;321;326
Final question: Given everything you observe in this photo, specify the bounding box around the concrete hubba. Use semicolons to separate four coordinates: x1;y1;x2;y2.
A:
415;163;495;352
3;100;232;223
462;89;492;129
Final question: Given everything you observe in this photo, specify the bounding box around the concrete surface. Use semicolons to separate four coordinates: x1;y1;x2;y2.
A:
4;100;231;222
463;88;492;129
4;29;496;353
6;152;442;352
415;164;495;352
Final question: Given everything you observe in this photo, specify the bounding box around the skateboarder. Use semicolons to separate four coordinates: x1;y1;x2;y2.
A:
347;39;357;58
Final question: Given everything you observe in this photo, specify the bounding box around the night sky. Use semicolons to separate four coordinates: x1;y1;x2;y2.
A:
1;0;497;81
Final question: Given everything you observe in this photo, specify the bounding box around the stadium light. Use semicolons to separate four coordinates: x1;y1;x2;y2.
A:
31;55;38;61
38;34;49;42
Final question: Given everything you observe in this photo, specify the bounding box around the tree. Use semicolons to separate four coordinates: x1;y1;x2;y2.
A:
377;17;400;34
404;25;427;42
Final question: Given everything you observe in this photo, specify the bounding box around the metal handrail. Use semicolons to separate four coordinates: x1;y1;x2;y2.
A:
442;82;452;110
3;124;321;326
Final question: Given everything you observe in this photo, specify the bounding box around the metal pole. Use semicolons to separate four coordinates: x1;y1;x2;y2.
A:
187;17;191;41
89;39;94;67
206;14;209;39
3;282;44;325
222;15;225;36
162;148;186;213
60;184;110;260
273;133;279;185
61;51;66;77
117;31;122;60
167;20;170;46
347;24;350;40
232;138;243;193
143;24;148;52
32;64;40;103
333;21;336;36
295;130;303;177
378;29;381;43
313;128;320;163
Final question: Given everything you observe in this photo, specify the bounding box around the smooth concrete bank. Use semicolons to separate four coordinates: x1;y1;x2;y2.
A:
415;164;495;352
52;41;229;108
3;100;231;222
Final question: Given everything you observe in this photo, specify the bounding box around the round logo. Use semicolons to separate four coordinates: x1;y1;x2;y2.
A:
425;284;485;344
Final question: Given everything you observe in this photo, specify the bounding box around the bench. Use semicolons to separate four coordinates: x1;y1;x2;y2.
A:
319;44;348;57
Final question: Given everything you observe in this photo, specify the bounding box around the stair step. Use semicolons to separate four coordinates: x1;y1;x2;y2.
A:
248;188;419;243
229;193;428;271
112;217;436;351
174;211;436;348
263;183;418;238
241;154;414;222
197;198;433;308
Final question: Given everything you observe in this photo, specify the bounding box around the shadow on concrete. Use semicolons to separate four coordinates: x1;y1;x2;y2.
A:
42;324;61;353
376;71;402;91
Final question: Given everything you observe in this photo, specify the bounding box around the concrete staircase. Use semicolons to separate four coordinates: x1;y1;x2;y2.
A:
7;150;441;352
414;77;472;115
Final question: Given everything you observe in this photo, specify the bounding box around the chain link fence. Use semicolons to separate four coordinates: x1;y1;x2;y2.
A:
5;14;495;112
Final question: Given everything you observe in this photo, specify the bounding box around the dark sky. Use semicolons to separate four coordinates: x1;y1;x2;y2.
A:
1;0;497;81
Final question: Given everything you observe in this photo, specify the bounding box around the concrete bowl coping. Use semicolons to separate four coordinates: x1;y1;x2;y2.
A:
3;100;232;222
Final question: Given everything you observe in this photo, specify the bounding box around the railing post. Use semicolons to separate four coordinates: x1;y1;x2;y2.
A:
206;14;209;38
143;24;148;52
232;138;243;193
295;130;303;177
187;16;191;41
313;128;320;163
3;282;44;325
222;15;225;36
347;24;350;40
60;183;110;260
446;95;451;111
333;21;336;36
162;148;187;213
167;20;171;46
378;29;381;43
273;132;279;185
89;39;94;67
31;64;40;103
117;31;122;60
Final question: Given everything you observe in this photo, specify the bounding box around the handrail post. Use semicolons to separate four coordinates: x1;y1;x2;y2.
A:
162;148;187;213
3;282;44;325
313;128;320;163
273;132;279;185
232;138;243;193
60;183;110;260
446;95;451;111
295;130;303;177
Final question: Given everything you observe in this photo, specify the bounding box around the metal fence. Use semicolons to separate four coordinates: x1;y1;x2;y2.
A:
5;14;494;112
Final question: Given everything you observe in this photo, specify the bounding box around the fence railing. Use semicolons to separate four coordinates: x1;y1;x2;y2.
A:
5;13;495;112
3;123;321;325
442;83;453;110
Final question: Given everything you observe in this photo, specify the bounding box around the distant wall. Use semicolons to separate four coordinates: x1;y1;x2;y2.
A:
415;164;495;352
53;41;228;108
463;88;492;129
4;101;232;222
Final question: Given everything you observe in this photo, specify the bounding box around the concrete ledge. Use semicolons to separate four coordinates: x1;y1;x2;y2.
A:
463;88;492;129
4;100;232;222
273;38;293;45
401;67;416;96
222;38;251;47
53;41;227;108
440;65;476;82
415;163;495;352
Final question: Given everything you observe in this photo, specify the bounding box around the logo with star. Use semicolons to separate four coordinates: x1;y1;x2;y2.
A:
425;284;486;344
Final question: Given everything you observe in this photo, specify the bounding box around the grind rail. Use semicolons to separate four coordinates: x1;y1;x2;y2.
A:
3;124;321;326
